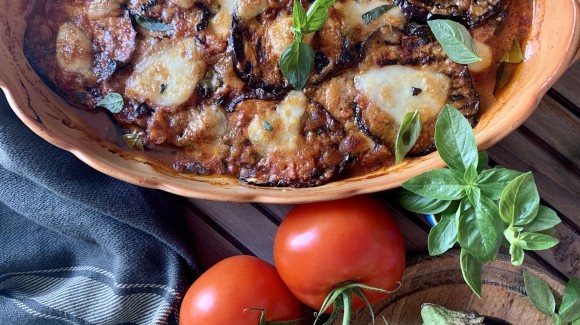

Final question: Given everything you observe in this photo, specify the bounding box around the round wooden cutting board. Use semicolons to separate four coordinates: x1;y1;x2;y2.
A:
351;250;566;324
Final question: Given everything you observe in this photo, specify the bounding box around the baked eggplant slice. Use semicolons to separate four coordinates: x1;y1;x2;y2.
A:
225;91;346;187
396;0;510;29
355;30;479;155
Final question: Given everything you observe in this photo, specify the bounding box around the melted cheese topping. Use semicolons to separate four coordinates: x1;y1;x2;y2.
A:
170;0;196;9
248;91;307;156
235;0;269;19
355;66;451;124
210;0;237;36
55;22;93;78
126;38;206;106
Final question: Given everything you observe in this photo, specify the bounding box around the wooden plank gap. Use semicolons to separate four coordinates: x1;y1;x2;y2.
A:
181;200;257;257
527;251;569;281
517;125;580;177
250;203;282;226
548;88;580;118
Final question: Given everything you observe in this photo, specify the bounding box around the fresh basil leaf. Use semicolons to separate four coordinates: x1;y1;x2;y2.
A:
395;110;421;164
500;39;525;64
552;313;564;325
509;242;524;266
397;190;451;214
292;0;307;30
559;278;580;322
517;232;559;250
465;185;481;207
573;318;580;325
303;0;336;33
460;249;482;297
401;168;466;200
96;93;124;113
476;151;489;173
523;270;556;317
457;197;502;262
504;226;518;244
428;203;459;256
434;104;478;173
361;4;396;24
477;167;522;201
427;19;481;65
524;205;561;233
464;164;478;184
122;130;145;151
499;172;540;226
135;15;173;32
280;41;314;90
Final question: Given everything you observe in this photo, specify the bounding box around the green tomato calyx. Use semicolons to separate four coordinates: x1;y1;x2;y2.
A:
314;282;401;325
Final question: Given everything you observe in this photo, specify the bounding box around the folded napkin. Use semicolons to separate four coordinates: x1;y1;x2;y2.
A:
0;92;200;324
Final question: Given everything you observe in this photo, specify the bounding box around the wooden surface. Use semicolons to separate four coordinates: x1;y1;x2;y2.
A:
182;62;580;323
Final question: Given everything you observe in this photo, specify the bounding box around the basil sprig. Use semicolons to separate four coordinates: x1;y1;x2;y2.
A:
96;93;124;113
427;19;481;65
280;0;336;90
523;271;580;325
395;110;421;164
398;104;561;297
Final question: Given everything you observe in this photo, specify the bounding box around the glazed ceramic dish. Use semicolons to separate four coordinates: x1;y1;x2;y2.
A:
1;0;579;203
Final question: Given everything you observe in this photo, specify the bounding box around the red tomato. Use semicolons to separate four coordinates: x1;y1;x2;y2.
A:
179;255;303;325
273;195;405;312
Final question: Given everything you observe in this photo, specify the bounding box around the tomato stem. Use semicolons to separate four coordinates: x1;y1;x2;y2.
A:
244;308;303;325
313;282;401;325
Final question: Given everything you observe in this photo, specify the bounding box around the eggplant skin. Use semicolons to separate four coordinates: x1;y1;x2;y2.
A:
396;0;510;29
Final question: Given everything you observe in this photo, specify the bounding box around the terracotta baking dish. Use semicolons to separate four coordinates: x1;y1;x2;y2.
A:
0;0;579;203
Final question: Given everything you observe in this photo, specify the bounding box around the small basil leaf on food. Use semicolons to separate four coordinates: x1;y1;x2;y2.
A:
302;0;336;33
524;205;561;232
361;4;396;24
494;62;516;92
499;172;540;226
457;197;502;262
476;151;489;173
292;0;307;34
460;249;482;298
509;242;524;266
434;104;478;173
517;232;559;250
262;120;273;131
135;15;173;32
397;190;451;214
280;40;314;90
427;19;481;65
97;93;124;113
559;278;580;323
401;168;466;200
395;110;421;164
428;202;459;256
477;167;522;201
123;130;145;151
523;270;556;317
500;39;525;64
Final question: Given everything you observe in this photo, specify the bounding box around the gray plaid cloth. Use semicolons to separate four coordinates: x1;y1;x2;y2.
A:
0;92;200;324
